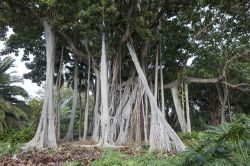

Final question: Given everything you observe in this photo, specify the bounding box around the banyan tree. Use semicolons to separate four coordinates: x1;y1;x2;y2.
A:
1;0;249;152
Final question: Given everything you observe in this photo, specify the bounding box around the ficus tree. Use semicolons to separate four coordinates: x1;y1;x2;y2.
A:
0;0;249;153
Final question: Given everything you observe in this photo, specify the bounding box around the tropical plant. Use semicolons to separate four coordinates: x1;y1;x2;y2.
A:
0;56;29;131
0;126;35;156
183;114;250;166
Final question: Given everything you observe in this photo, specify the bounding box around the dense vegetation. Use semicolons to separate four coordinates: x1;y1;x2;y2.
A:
1;115;249;165
0;0;249;165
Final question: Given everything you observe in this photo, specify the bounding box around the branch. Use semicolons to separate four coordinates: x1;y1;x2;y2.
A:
185;76;224;84
60;31;100;72
59;32;78;54
119;0;138;44
163;76;223;89
222;81;250;91
161;76;250;93
82;40;99;70
186;76;250;92
192;12;220;44
163;80;179;89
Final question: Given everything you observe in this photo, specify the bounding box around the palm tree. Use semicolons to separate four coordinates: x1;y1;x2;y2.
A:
0;56;29;131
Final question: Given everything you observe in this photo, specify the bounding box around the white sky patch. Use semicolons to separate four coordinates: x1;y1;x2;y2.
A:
0;30;42;99
187;56;196;66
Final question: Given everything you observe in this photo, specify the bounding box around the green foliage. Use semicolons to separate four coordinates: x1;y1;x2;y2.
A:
91;149;183;166
0;126;35;144
182;114;250;166
27;98;43;127
0;142;22;156
0;57;28;102
178;131;203;147
91;149;125;166
0;126;35;156
0;56;29;131
40;0;56;6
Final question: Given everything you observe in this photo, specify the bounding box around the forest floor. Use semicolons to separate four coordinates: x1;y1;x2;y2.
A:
0;141;175;166
0;141;102;166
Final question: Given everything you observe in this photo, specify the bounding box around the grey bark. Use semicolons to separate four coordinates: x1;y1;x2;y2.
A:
63;58;79;140
154;47;159;99
99;31;110;146
55;46;64;141
171;83;187;133
78;91;83;139
160;61;166;118
184;83;191;132
127;42;185;152
216;84;227;123
92;68;101;141
23;19;56;149
83;55;91;140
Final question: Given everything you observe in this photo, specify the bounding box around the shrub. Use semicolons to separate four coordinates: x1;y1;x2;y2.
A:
0;126;34;144
182;114;250;166
0;126;35;156
178;131;203;147
0;142;23;156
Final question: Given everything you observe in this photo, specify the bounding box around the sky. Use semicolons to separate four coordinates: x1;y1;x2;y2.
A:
0;32;42;99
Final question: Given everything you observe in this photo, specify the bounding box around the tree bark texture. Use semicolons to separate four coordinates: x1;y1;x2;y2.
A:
24;19;57;149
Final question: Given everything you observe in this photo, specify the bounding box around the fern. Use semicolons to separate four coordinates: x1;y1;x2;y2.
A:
183;114;250;166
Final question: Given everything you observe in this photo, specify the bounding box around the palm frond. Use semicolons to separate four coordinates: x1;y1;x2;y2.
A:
0;56;15;74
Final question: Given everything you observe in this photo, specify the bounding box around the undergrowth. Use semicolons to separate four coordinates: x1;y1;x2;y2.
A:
0;126;34;155
1;114;249;166
182;114;250;166
91;114;250;166
91;149;183;166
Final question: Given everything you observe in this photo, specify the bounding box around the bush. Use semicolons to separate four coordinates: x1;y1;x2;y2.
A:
178;131;203;147
0;126;35;156
0;141;24;156
0;126;34;144
182;114;250;166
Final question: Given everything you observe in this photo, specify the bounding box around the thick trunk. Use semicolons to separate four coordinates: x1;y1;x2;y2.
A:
64;58;79;141
99;31;110;146
92;68;101;141
83;56;91;140
171;83;187;133
131;87;143;143
127;42;185;152
184;83;191;132
115;84;137;145
141;42;149;143
216;84;227;123
55;46;64;141
23;19;56;149
150;46;159;149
